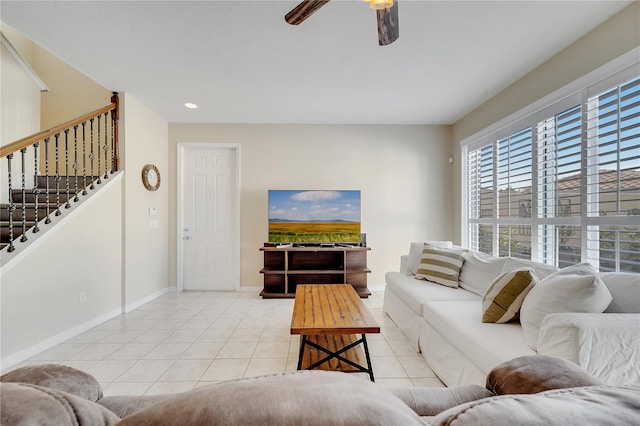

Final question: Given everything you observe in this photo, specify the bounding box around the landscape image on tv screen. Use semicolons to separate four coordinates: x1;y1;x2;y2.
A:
268;190;361;244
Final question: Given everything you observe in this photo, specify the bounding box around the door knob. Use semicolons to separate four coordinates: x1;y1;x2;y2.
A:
183;236;190;240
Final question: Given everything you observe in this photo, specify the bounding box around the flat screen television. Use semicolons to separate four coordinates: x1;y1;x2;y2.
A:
268;190;361;245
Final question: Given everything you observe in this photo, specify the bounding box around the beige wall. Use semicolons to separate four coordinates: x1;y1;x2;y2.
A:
1;175;123;370
168;124;453;290
0;26;41;203
121;93;170;308
0;25;40;146
32;44;112;130
450;2;640;244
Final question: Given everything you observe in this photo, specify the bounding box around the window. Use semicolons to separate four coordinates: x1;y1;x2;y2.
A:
464;68;639;273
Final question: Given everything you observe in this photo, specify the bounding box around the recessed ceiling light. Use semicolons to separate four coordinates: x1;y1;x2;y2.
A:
184;102;198;109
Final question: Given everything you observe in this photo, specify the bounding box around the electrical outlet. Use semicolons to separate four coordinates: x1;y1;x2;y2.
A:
79;291;87;304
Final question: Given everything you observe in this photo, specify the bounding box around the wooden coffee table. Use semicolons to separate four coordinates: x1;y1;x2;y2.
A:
290;284;380;381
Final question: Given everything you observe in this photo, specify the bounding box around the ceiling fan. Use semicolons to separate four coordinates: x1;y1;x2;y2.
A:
285;0;399;46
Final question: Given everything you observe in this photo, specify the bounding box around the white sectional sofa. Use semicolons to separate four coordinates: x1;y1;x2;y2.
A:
383;242;640;387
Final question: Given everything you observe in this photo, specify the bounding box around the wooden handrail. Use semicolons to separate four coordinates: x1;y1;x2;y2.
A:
0;102;116;158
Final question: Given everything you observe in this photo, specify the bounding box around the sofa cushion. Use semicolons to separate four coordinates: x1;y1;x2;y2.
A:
520;263;613;350
430;385;640;426
406;241;453;275
98;394;173;419
114;371;425;426
422;301;535;375
482;269;538;323
537;312;640;385
501;257;558;279
416;245;466;288
486;355;603;395
386;271;479;316
0;382;119;426
459;251;508;296
599;272;640;313
0;363;103;402
389;385;493;417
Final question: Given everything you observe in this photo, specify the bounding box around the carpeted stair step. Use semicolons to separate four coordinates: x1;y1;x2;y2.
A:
10;190;72;204
36;175;100;189
0;204;52;221
0;222;37;243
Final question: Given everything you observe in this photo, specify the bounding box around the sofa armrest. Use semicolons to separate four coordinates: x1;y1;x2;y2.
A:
400;254;410;275
537;313;640;385
389;385;493;416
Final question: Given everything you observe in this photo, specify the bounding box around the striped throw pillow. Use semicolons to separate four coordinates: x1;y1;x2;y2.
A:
482;269;538;323
415;245;466;288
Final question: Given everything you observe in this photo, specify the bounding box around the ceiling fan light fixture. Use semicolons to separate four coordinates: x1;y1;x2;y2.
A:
366;0;393;10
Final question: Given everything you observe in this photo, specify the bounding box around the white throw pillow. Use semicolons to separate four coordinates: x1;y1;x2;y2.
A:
406;241;453;275
598;272;640;313
520;263;613;351
502;257;558;280
459;251;508;296
415;245;466;288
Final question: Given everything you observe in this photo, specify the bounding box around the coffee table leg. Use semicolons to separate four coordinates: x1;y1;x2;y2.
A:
297;335;307;370
361;334;374;382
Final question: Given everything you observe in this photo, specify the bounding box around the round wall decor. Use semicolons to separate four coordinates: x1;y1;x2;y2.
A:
142;164;160;191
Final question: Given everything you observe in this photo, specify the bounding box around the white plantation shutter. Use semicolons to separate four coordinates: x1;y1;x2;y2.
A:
536;104;583;266
467;142;494;253
497;128;533;219
463;63;640;272
585;76;640;272
495;127;533;259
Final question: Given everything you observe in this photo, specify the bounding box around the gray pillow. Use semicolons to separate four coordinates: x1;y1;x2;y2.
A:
0;382;119;426
0;363;103;401
486;355;602;395
115;370;426;425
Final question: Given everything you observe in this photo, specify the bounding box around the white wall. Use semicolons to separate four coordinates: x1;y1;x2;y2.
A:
450;2;640;244
0;175;123;371
121;93;170;308
168;124;453;290
0;26;41;203
0;26;40;146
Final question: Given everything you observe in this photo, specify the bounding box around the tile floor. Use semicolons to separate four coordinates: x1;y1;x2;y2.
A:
20;290;444;396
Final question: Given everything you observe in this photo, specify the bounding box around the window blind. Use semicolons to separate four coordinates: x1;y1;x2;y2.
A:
464;70;639;272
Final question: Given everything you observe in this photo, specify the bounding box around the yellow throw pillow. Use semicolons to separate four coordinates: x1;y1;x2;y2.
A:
482;269;538;323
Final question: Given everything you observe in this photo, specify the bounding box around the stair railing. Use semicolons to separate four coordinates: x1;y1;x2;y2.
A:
0;93;119;253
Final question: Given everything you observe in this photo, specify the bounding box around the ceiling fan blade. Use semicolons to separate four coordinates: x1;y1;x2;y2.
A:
377;1;399;46
285;0;331;25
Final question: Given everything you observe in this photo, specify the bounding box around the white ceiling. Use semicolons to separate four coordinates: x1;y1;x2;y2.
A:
1;0;633;125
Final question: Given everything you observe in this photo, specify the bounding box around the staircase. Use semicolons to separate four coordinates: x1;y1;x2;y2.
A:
0;176;100;251
1;94;119;255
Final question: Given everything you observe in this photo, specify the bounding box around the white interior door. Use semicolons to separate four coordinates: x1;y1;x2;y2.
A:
179;144;239;291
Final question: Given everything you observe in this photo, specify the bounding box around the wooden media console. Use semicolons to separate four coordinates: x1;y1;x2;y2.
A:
259;244;371;298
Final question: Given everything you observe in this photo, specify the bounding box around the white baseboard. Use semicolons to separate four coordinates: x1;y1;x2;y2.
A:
124;287;169;313
0;307;121;374
1;286;172;373
240;286;262;293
